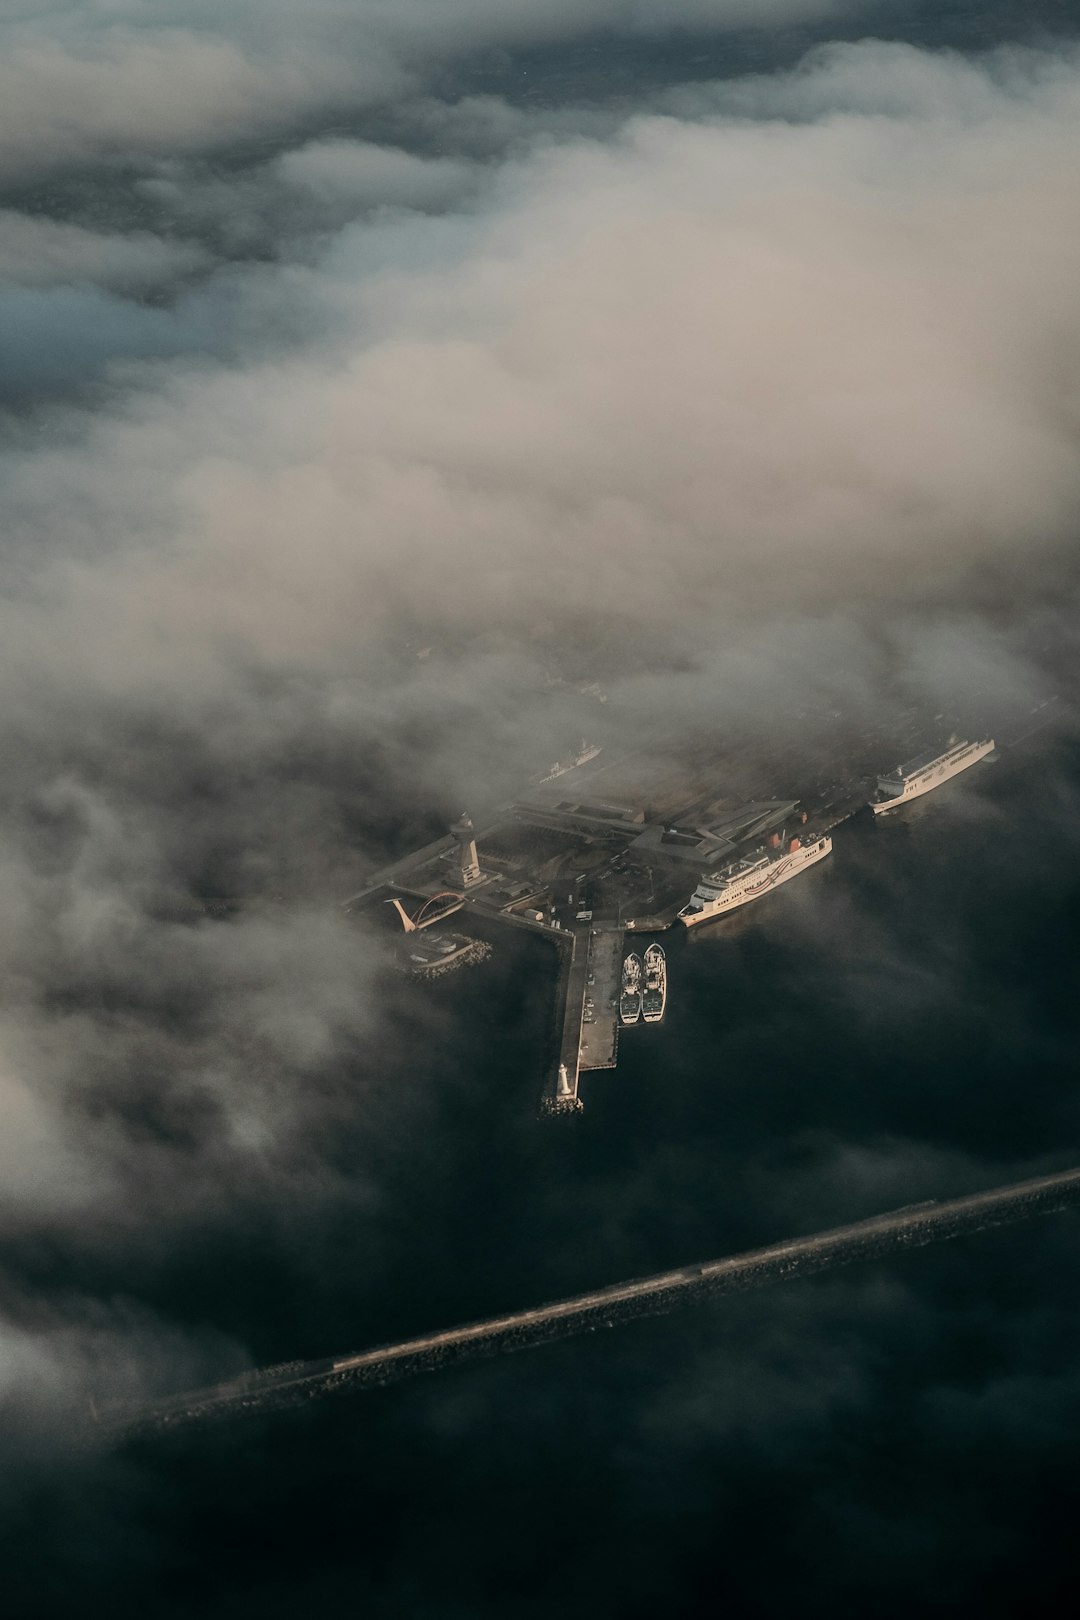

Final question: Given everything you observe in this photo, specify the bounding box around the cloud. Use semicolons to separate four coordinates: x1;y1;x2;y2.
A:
0;24;395;182
0;0;863;183
276;139;480;216
0;18;1079;1554
8;43;1079;675
0;1050;102;1219
0;212;210;293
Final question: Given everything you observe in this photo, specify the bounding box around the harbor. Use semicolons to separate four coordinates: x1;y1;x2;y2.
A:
346;699;1058;1115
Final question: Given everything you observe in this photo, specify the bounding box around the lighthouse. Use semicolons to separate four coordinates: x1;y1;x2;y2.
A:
452;813;482;888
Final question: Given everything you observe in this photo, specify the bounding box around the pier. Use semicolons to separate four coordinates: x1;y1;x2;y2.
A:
540;923;624;1114
579;926;623;1074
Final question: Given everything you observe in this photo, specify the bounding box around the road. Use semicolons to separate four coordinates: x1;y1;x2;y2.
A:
104;1163;1080;1439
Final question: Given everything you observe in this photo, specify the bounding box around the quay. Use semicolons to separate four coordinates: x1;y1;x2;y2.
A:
579;927;623;1073
540;922;624;1115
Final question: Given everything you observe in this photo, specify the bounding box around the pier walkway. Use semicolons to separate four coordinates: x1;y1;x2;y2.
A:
540;923;625;1113
579;927;623;1073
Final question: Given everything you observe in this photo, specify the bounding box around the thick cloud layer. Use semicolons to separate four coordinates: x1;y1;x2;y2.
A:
4;44;1079;730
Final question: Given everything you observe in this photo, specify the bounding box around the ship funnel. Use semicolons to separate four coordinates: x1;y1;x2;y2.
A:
788;836;800;853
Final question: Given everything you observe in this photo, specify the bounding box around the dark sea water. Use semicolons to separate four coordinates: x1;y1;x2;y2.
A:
7;730;1080;1618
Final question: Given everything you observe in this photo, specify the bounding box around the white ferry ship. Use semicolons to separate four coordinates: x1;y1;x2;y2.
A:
870;737;994;815
679;834;832;928
642;944;667;1023
619;952;643;1025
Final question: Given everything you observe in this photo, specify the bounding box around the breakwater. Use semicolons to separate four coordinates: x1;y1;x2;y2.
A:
104;1164;1080;1440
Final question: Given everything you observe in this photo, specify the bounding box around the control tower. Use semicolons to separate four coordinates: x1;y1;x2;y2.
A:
452;814;483;888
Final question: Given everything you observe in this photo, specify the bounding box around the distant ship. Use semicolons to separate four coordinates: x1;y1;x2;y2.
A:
679;835;832;928
642;943;667;1023
870;737;995;815
619;952;643;1025
537;741;602;784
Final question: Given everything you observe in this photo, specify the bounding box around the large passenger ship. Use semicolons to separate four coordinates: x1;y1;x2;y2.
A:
679;834;832;928
870;737;994;815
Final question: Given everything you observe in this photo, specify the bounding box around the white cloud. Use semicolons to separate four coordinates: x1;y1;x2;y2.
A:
0;212;210;292
276;139;479;214
0;0;864;180
9;43;1078;681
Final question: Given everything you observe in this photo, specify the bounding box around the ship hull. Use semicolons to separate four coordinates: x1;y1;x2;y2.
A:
680;838;832;929
871;739;994;815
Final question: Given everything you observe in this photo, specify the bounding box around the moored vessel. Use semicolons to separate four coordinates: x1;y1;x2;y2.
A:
619;952;643;1025
642;944;667;1023
870;736;994;814
679;834;832;929
537;741;602;784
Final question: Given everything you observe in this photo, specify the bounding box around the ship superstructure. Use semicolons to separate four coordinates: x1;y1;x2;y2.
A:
619;952;643;1025
870;737;994;814
642;944;667;1023
679;834;832;928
